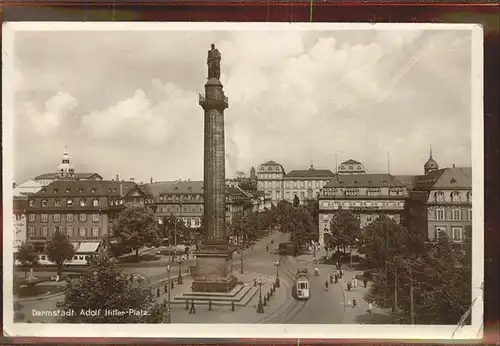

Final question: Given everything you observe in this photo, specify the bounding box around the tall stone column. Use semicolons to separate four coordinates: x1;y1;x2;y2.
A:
192;44;237;293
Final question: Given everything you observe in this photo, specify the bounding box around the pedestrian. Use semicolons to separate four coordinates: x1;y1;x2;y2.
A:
329;273;333;284
266;245;269;252
347;281;352;291
354;278;358;288
363;278;368;288
334;274;338;284
368;302;373;313
347;299;352;308
189;300;196;314
324;280;329;291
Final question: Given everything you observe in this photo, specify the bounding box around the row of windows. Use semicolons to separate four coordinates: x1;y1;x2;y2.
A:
28;226;102;238
261;166;281;171
159;194;202;201
434;226;466;241
323;188;405;197
258;174;282;180
28;213;100;223
29;198;125;208
433;191;472;203
434;208;472;221
339;165;363;171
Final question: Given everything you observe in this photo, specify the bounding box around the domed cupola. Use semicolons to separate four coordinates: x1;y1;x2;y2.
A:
424;146;439;175
56;147;75;179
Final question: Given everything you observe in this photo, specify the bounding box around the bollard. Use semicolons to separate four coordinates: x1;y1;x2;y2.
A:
185;300;189;310
254;279;257;287
270;288;273;297
171;280;174;289
156;288;160;298
231;300;235;312
353;298;357;307
165;284;168;293
208;300;212;311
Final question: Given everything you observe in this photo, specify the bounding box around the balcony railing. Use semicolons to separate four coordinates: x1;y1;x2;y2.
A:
199;93;228;104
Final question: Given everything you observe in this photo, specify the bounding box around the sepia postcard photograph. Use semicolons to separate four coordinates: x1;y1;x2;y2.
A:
2;22;483;340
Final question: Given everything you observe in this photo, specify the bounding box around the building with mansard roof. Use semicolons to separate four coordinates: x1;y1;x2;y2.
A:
337;159;366;174
408;166;472;243
256;160;286;205
283;165;335;202
25;180;150;252
318;171;410;244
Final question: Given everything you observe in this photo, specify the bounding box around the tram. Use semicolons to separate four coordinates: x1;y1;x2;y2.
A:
292;269;310;300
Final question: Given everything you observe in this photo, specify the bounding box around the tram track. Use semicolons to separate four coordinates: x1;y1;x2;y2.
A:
256;257;309;324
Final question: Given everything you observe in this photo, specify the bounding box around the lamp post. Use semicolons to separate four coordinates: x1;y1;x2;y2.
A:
273;259;280;288
256;277;265;313
177;256;185;284
166;264;171;323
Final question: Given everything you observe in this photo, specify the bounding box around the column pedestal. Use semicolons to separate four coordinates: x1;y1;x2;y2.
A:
192;245;238;292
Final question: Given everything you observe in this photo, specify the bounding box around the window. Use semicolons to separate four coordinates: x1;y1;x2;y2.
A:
452;227;463;241
79;227;86;237
268;167;272;171
29;214;35;222
52;227;58;234
53;214;61;222
452;209;461;221
469;209;473;221
29;200;35;207
66;227;73;237
93;199;99;207
67;213;74;222
451;191;461;202
65;188;71;193
434;226;446;240
67;199;73;207
91;188;96;193
92;213;99;222
435;208;445;220
42;199;48;207
276;167;280;171
79;214;87;222
367;215;372;223
467;192;472;202
28;226;35;236
80;199;86;207
92;227;99;237
434;191;445;202
341;166;345;170
78;188;84;193
41;214;48;222
183;206;188;213
195;218;200;226
42;226;48;237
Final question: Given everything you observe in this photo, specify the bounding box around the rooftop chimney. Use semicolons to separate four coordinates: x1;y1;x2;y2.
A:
452;164;456;168
150;177;153;184
116;174;119;181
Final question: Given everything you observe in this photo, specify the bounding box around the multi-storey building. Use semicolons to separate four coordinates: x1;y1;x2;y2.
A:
25;180;148;252
33;148;103;187
142;180;252;230
318;172;409;244
337;159;366;175
13;197;28;251
283;165;335;203
256;161;285;205
408;166;472;242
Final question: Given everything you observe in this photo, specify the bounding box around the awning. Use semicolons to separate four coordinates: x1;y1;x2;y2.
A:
76;242;100;253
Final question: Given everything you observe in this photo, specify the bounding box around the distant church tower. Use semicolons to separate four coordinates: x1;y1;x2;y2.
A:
250;166;256;180
424;146;439;175
57;147;75;179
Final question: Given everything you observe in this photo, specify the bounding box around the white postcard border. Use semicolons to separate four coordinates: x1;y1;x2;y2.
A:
2;21;484;340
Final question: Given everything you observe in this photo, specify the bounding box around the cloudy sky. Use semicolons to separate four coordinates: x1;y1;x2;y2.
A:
8;24;473;183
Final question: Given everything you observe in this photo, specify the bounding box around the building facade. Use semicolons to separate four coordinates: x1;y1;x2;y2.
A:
142;180;252;230
13;179;43;197
337;159;366;175
13;197;28;251
25;180;147;252
408;166;472;242
283;165;335;203
256;160;285;205
318;172;409;244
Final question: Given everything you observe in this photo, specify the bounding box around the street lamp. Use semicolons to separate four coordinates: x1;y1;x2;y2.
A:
256;277;265;313
273;259;280;288
176;256;185;284
166;264;171;323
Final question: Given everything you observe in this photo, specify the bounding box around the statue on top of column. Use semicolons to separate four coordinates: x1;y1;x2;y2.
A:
207;43;221;80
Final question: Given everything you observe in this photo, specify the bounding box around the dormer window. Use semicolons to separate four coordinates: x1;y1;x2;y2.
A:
174;186;179;190
160;195;164;201
80;199;86;207
55;199;61;207
91;188;97;193
268;167;272;171
42;199;48;207
353;180;358;185
29;200;35;207
382;181;387;184
67;199;73;207
450;178;457;184
467;191;472;202
341;166;345;170
434;191;445;202
78;188;84;193
357;166;361;169
65;188;71;193
368;180;372;185
113;188;117;192
261;167;264;171
276;167;280;171
93;199;99;207
108;188;112;192
349;166;353;170
53;188;59;194
451;191;461;202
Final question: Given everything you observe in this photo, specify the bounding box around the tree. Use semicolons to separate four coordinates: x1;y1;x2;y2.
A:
161;215;188;246
238;178;257;192
328;209;361;253
365;224;472;325
16;242;38;277
112;206;161;262
45;229;76;277
56;254;168;323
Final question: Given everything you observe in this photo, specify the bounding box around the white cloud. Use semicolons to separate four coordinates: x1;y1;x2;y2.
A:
21;92;78;136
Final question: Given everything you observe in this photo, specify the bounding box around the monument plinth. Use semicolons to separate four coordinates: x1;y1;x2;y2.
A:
192;44;238;293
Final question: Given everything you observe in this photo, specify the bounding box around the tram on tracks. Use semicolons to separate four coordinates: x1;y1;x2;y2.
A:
291;268;310;300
